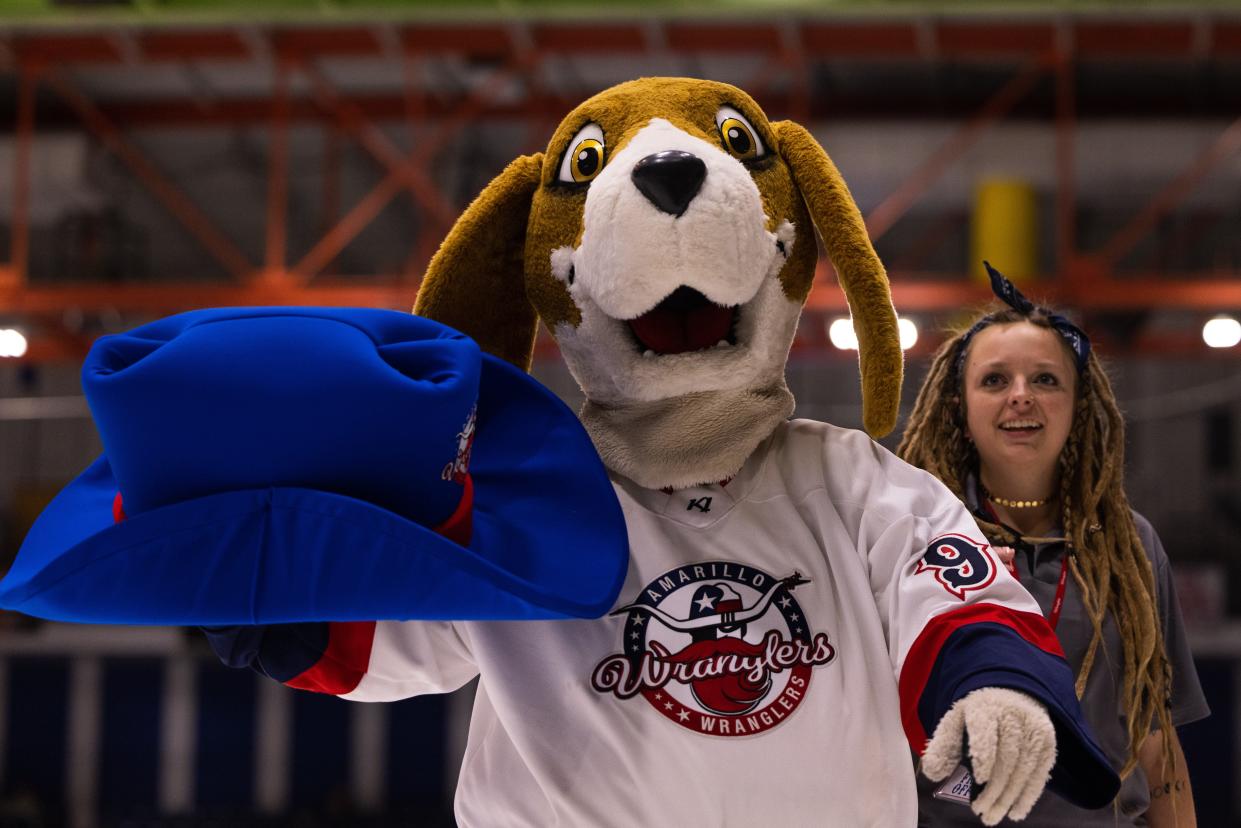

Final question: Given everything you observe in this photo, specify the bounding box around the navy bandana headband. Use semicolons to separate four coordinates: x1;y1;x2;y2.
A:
954;261;1092;377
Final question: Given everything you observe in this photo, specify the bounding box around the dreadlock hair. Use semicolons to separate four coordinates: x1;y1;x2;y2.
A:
897;305;1176;783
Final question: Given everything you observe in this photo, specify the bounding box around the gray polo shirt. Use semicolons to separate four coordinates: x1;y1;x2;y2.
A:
917;484;1209;827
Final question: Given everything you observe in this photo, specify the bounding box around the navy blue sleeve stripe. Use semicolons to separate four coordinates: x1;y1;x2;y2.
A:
920;622;1121;810
201;623;330;684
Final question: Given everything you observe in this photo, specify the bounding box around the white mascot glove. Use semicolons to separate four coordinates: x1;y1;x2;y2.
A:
920;687;1057;825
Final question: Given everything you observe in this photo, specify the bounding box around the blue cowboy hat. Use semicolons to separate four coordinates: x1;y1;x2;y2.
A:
0;308;628;625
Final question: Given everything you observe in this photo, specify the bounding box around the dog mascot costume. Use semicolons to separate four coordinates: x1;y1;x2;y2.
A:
0;79;1119;826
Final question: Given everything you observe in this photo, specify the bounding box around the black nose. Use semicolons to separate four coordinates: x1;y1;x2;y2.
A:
631;151;707;217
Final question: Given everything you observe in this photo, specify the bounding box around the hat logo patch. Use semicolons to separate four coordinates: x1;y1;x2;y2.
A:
591;561;835;736
442;403;477;485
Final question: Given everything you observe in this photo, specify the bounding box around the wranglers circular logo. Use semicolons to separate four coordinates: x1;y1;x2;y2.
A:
590;561;836;737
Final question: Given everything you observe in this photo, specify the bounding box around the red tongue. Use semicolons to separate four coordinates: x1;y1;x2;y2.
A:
628;302;733;355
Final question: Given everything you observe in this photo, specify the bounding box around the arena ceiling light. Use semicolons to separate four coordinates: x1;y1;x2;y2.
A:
828;318;858;350
1202;316;1241;349
897;318;919;351
829;317;919;352
0;329;28;359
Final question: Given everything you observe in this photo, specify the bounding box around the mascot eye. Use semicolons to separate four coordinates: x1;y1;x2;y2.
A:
715;107;764;161
558;123;606;184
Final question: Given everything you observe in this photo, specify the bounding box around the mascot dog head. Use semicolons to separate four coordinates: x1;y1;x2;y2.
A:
416;78;901;488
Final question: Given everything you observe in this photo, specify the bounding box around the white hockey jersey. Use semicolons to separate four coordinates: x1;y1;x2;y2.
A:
325;420;1074;827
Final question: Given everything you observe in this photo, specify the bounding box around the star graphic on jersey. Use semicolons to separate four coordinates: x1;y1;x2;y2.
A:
629;614;646;626
695;594;716;612
664;701;674;711
778;596;792;609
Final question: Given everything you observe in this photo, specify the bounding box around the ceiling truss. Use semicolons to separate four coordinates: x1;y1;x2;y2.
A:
2;15;1241;362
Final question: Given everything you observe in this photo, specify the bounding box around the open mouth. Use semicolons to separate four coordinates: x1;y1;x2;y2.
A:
999;420;1043;433
626;286;739;356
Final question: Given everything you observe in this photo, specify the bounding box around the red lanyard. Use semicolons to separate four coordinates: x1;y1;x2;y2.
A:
1045;555;1069;631
982;501;1071;631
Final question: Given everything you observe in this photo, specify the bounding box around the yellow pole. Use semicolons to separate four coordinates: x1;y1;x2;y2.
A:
970;178;1037;284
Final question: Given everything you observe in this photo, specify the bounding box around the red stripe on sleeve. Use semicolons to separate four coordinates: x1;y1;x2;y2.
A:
281;478;470;697
285;621;377;696
898;603;1064;754
432;473;473;547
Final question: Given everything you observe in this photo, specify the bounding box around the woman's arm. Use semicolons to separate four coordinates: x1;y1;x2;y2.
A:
1140;727;1197;827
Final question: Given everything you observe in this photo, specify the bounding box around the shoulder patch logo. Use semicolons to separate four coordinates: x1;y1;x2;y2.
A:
916;533;997;600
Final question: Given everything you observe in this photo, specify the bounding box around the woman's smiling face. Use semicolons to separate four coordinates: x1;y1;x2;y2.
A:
962;321;1077;483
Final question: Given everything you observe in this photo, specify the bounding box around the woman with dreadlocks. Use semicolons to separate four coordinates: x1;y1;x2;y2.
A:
900;263;1208;827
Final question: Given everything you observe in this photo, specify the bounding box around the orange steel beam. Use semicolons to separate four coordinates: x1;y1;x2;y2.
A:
290;172;407;283
1217;22;1241;55
664;22;784;53
1054;47;1077;275
321;122;343;241
1096;113;1241;270
138;30;251;62
404;50;542;171
7;16;1241;357
739;53;791;115
800;21;921;56
271;27;383;60
6;64;37;288
5;272;1235;318
886;209;964;272
12;34;124;65
1059;275;1241;311
808;276;987;313
0;280;415;316
300;64;458;223
531;22;648;53
9;19;1237;68
290;66;457;283
29;84;1239;130
791;327;1240;361
934;21;1056;57
41;70;254;280
10;325;1234;367
263;60;292;278
401;49;425;153
864;55;1050;242
399;49;424;282
400;23;515;59
740;24;810;124
290;52;538;283
805;271;1241;313
401;49;437;283
1074;21;1197;57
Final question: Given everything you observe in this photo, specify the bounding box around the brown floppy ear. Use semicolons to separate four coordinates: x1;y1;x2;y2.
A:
414;153;543;370
772;121;902;438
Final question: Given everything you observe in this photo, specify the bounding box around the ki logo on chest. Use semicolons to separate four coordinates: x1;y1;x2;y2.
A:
590;561;836;737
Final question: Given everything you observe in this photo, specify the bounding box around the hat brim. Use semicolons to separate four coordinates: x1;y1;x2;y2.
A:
0;355;629;624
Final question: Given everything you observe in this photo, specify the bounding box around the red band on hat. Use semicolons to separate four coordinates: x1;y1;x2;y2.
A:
112;492;126;523
285;621;377;696
433;473;474;546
